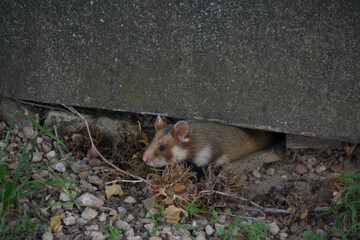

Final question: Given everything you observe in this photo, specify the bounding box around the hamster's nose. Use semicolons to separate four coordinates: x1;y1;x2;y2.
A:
143;152;154;162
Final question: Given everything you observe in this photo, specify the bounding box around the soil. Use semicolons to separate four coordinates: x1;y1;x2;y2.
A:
0;108;359;240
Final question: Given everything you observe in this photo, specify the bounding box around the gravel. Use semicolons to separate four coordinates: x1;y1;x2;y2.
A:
1;112;353;240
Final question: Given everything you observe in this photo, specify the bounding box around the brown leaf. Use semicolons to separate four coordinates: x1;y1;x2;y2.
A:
344;143;357;157
49;213;65;232
162;205;188;223
105;184;125;199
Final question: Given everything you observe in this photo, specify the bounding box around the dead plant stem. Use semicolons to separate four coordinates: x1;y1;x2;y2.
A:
61;104;146;183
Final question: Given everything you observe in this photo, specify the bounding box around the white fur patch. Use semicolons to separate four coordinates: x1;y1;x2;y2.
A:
193;145;212;167
182;138;190;142
215;155;229;166
171;146;188;163
151;156;168;168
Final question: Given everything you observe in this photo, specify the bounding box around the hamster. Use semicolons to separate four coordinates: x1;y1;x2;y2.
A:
143;116;280;169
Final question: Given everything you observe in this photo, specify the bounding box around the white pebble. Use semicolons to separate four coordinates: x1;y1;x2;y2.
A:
117;206;127;214
268;222;280;235
205;225;215;235
124;196;137;204
46;150;57;160
125;228;134;237
115;220;130;231
59;192;72;202
52;162;66;172
98;212;107;222
316;165;327;173
63;215;76;226
252;169;262;179
266;168;275;175
76;193;104;207
42;232;53;240
81;207;98;221
126;214;135;222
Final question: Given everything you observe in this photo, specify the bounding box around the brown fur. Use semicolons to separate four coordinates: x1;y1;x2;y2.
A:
143;117;280;168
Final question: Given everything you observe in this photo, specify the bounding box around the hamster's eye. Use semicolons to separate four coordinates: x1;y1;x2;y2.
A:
159;145;165;151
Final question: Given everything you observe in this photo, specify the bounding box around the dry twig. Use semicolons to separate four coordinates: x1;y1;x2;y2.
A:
198;190;329;215
61;104;146;183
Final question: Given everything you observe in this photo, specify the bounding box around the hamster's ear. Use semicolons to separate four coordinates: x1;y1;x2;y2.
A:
173;121;189;142
155;116;166;130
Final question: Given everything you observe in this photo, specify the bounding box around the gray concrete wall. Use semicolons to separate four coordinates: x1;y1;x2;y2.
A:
1;0;359;142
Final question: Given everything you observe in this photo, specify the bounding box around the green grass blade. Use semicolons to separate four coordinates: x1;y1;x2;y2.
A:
7;145;32;198
16;111;68;152
51;171;80;209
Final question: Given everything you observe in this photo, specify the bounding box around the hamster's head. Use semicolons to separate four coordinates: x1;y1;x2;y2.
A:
143;116;190;168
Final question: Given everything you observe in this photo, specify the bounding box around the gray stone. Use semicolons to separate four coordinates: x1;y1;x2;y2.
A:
316;165;327;173
266;168;275;176
149;237;162;240
42;232;54;240
126;213;135;222
125;228;134;237
42;143;52;153
71;161;90;173
17;131;24;139
98;212;107;222
81;207;98;221
79;182;98;192
252;169;262;179
85;225;99;231
295;164;308;175
87;175;102;186
0;98;38;130
44;111;86;137
59;192;72;202
46;151;57;160
115;220;131;231
39;170;50;177
205;225;215;236
78;171;90;180
63;215;76;226
52;162;67;172
143;198;154;210
36;137;44;144
127;237;141;240
214;223;224;231
1;1;359;142
33;151;43;162
89;231;106;240
23;126;34;139
117;206;127;214
279;232;288;238
124;196;137;204
76;218;87;227
268;222;280;235
144;223;155;233
290;223;298;233
76;193;104;207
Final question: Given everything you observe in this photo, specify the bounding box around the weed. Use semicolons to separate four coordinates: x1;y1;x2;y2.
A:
147;204;165;235
0;112;78;238
217;216;268;240
0;201;43;240
323;171;360;239
147;203;220;236
100;221;123;240
304;230;324;240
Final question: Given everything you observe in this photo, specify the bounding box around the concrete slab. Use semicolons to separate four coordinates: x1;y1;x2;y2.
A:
1;1;359;142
